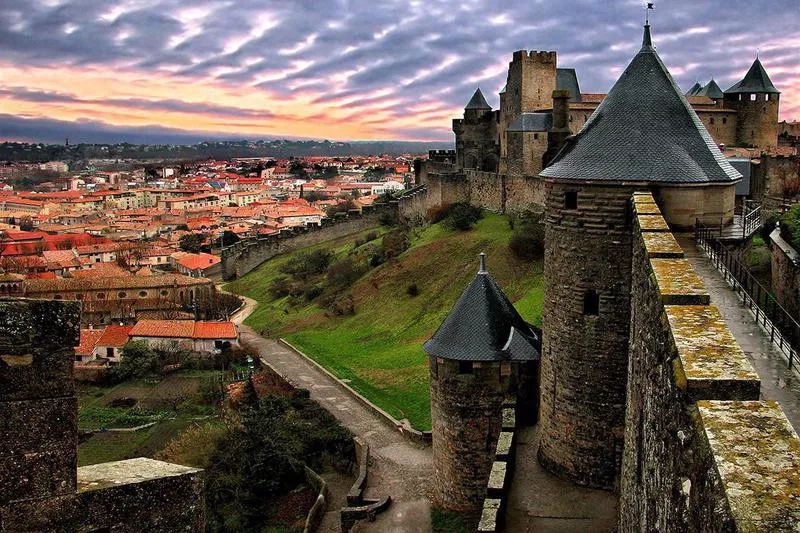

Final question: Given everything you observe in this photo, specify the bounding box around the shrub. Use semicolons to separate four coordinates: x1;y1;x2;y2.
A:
379;209;398;226
426;203;450;223
444;203;483;231
323;293;355;316
279;249;334;280
508;211;546;260
381;229;409;260
203;394;354;531
110;341;159;382
780;204;800;248
327;257;367;288
406;283;419;297
269;276;302;299
304;284;324;301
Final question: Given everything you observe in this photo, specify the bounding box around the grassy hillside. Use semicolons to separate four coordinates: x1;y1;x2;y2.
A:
226;214;544;430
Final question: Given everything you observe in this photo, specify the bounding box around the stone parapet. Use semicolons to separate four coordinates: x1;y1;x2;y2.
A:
619;192;799;532
0;299;205;531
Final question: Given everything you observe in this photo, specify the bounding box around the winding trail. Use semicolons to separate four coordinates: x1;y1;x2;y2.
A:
230;295;434;532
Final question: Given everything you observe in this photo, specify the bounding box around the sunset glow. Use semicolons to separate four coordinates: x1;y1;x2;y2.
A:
1;0;798;143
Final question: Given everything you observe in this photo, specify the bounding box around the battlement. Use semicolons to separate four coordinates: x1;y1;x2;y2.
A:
511;50;557;64
620;192;799;531
0;298;205;530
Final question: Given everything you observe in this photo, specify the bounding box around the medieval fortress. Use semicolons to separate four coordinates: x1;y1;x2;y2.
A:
413;22;800;531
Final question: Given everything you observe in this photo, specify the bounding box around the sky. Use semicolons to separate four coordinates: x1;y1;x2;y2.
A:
0;0;798;144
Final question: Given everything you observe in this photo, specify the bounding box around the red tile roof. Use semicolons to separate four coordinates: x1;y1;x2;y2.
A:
130;320;196;338
97;325;133;347
177;252;220;271
193;321;238;339
76;329;104;356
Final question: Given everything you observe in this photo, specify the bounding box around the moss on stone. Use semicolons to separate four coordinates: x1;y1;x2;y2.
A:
650;258;710;305
635;202;662;215
697;401;800;531
642;231;684;258
665;305;760;383
637;213;671;232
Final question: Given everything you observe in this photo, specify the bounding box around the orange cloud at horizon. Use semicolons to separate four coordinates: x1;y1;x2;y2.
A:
0;62;460;142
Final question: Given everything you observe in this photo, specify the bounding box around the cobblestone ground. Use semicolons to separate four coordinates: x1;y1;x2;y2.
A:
678;235;800;431
232;301;433;532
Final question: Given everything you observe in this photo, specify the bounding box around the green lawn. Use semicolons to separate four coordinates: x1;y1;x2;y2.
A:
226;214;544;430
77;370;223;466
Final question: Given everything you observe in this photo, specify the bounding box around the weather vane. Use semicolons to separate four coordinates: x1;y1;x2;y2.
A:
645;2;655;25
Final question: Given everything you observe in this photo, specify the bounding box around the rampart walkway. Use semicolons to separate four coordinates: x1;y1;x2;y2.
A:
678;235;800;431
229;296;433;532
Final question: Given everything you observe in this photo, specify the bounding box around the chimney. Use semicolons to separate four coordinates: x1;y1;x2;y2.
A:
544;89;572;168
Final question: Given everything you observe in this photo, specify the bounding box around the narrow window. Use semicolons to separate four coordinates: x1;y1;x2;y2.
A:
534;133;539;140
710;117;715;125
723;117;727;125
765;94;770;101
583;290;600;315
458;360;473;374
750;94;757;101
564;191;578;210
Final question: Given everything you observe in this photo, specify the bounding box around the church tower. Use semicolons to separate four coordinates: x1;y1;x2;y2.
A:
537;23;740;490
723;58;781;149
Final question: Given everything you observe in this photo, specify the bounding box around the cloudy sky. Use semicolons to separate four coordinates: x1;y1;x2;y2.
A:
0;0;798;144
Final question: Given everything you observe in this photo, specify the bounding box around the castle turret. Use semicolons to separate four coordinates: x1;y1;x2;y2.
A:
723;58;780;149
424;254;540;513
537;23;740;490
454;88;498;171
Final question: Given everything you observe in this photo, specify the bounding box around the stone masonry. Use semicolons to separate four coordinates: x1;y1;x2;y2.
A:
538;183;634;490
0;298;204;531
618;193;799;531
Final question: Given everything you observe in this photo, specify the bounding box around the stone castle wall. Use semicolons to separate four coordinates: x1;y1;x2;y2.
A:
419;165;548;216
0;298;204;531
725;92;780;149
538;183;634;489
769;226;800;320
695;110;738;147
618;193;800;531
220;206;389;280
429;356;536;513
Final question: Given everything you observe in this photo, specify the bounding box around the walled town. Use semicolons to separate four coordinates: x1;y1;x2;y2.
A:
2;3;800;533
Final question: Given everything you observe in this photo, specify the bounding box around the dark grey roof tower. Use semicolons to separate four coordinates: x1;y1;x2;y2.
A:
724;58;780;94
724;57;781;148
697;79;724;100
540;24;740;185
425;254;539;512
537;21;741;491
686;82;703;96
424;253;540;362
465;88;492;110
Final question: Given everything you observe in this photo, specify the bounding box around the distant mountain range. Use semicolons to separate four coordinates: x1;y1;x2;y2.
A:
0;139;454;163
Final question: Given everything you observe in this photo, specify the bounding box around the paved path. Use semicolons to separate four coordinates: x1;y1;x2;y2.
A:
678;235;800;431
228;293;433;532
505;426;618;532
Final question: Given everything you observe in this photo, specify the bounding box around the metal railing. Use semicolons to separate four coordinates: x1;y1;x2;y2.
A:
695;224;799;372
741;201;763;240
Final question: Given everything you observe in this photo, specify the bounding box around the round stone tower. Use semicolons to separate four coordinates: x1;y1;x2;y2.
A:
723;58;780;149
536;23;742;490
424;254;540;512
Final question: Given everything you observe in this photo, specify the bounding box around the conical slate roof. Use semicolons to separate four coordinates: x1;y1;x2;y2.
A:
465;88;491;110
686;82;703;96
423;254;540;362
697;79;724;99
540;25;741;184
725;58;780;94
